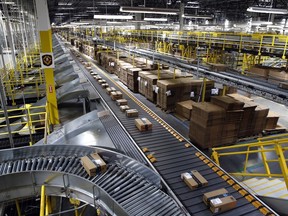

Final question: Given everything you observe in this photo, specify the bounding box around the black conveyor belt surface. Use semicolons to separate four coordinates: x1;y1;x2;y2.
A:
73;51;275;216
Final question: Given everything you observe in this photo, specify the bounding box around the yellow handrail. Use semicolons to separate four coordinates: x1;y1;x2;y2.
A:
211;138;288;190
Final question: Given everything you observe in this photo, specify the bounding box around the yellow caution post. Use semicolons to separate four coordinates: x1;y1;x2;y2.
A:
35;0;59;125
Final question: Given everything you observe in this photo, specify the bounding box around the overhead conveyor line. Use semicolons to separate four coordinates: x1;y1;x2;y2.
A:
71;47;277;216
98;40;288;106
0;145;183;216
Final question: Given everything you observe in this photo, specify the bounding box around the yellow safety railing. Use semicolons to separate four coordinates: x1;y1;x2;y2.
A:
0;103;50;145
211;134;288;190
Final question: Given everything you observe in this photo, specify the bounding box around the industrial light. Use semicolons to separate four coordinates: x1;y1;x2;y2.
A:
58;2;73;6
0;1;15;4
58;7;74;10
144;17;168;22
120;7;179;15
247;7;288;14
251;21;273;26
183;15;214;19
94;15;134;20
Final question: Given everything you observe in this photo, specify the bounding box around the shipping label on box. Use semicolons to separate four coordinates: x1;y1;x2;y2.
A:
203;188;237;213
135;118;153;131
181;170;208;190
126;109;139;117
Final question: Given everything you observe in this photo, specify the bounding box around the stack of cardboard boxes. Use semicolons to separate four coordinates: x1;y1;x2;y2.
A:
175;100;197;120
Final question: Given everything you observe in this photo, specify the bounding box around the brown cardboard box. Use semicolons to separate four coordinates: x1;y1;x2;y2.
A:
120;105;130;112
111;91;123;101
265;111;279;130
106;87;114;95
181;170;208;190
101;83;109;89
209;195;237;214
80;153;107;176
98;79;106;84
126;109;139;117
207;63;228;72
248;65;269;79
279;82;288;89
94;75;102;80
176;100;197;120
127;67;142;93
90;153;107;173
203;188;236;211
116;99;128;106
211;96;245;110
135;118;152;131
81;156;95;176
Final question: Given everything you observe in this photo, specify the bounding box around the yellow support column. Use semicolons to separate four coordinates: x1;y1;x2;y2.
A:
40;185;46;216
222;85;227;96
35;0;59;125
15;200;21;216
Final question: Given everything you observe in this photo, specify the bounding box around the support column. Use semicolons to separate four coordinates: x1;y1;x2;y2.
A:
35;0;59;125
135;14;142;30
179;1;184;31
2;3;17;73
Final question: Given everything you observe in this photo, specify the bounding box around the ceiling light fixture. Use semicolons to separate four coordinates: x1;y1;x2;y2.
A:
0;2;15;4
183;15;214;19
247;7;288;14
120;7;179;15
94;15;134;20
144;17;168;22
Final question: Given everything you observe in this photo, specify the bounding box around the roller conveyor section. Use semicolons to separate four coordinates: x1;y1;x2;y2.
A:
100;40;288;106
70;47;278;215
0;145;184;216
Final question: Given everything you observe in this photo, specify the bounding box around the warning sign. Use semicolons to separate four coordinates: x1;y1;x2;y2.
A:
40;53;54;69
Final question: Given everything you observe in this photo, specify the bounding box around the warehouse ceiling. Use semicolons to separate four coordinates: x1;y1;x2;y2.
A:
0;0;287;26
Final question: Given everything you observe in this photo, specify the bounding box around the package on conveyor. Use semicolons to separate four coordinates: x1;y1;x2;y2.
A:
106;87;116;95
203;188;237;214
101;83;109;89
207;63;228;72
94;75;102;80
127;67;142;93
181;170;208;190
268;69;288;85
98;79;106;84
120;105;130;112
248;65;270;80
176;100;197;120
80;153;107;176
135;118;152;131
265;111;279;130
279;81;288;89
126;109;139;117
116;99;128;106
111;91;123;101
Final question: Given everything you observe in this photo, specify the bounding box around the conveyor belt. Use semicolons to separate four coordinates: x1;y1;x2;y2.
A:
0;145;183;216
72;49;277;215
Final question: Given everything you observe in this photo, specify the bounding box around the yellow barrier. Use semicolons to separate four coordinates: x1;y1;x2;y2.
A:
211;138;288;190
0;103;50;145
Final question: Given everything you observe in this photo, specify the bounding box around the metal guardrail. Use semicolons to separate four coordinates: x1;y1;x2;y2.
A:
211;134;288;190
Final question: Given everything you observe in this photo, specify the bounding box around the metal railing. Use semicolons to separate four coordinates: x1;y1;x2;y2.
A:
0;103;50;145
211;134;288;189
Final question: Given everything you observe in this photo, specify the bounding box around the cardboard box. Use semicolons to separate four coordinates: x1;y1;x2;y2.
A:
126;109;139;117
111;91;123;100
279;82;288;89
120;105;130;112
106;87;115;95
94;75;102;80
211;96;245;110
98;79;106;84
176;100;197;120
181;170;208;190
116;99;128;106
101;83;109;89
135;118;153;131
265;111;279;130
80;153;107;176
203;188;237;213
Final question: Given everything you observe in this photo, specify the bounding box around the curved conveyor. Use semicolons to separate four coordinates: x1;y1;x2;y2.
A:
0;145;184;216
